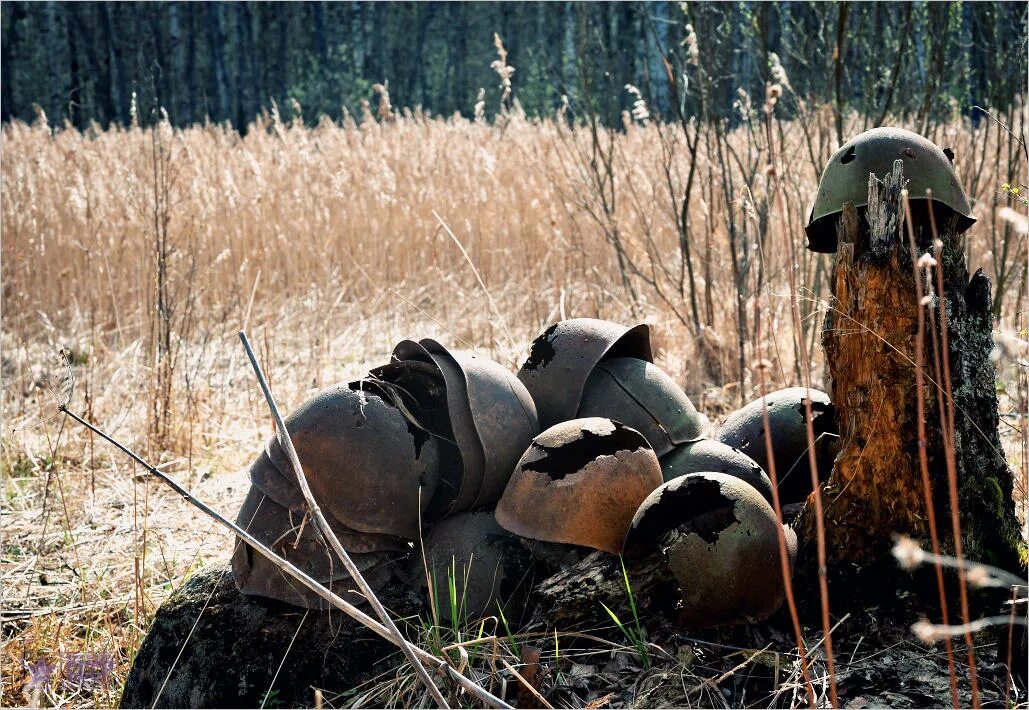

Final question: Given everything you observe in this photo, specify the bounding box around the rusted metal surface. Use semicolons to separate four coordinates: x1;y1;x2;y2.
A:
249;445;305;512
660;438;773;504
391;339;540;515
578;357;704;456
805;127;975;252
257;383;440;539
516;319;653;430
714;386;837;504
624;472;796;628
231;487;406;609
395;340;485;515
423;340;540;508
495;418;663;555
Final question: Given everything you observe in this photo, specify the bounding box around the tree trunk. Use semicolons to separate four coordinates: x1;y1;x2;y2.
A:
206;3;229;123
277;6;289;106
235;3;253;130
167;2;183;122
803;159;1023;576
1;4;16;122
65;3;80;127
101;4;126;126
183;3;197;124
45;1;64;125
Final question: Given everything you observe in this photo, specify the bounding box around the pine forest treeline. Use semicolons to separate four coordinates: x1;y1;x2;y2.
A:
2;1;1026;131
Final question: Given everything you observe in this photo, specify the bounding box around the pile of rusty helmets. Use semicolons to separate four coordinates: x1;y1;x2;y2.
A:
231;337;538;611
231;318;838;628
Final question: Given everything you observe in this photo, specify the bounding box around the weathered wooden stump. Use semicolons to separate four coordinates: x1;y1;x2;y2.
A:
803;160;1023;576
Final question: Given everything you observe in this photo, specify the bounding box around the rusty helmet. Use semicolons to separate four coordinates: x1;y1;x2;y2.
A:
805;127;975;252
252;383;440;540
624;472;797;627
392;339;539;515
516;319;653;430
248;444;306;513
660;439;773;504
231;486;407;609
714;387;836;504
577;357;704;456
409;512;524;623
422;341;540;508
392;339;480;515
495;418;663;555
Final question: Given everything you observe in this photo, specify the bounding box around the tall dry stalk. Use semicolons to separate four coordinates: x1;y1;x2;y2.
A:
924;200;982;708
901;192;959;707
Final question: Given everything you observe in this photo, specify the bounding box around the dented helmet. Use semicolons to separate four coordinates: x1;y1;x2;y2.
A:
714;387;836;504
392;339;539;515
578;358;704;456
624;472;796;627
495;418;663;555
660;439;773;504
251;383;440;540
806;127;975;252
517;319;653;430
232;486;406;609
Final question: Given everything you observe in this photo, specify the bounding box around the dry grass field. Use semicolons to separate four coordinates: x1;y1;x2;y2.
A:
2;103;1026;706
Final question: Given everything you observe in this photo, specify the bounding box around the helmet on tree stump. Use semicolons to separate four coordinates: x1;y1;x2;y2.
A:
805;127;975;253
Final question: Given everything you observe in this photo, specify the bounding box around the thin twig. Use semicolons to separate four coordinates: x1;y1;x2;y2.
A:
765;111;834;706
924;192;981;708
262;610;309;709
432;210;515;351
914;615;1028;642
1004;586;1018;709
498;657;553;710
894;535;1028;590
754;300;816;708
237;330;449;709
688;644;772;695
57;404;512;709
901;189;959;707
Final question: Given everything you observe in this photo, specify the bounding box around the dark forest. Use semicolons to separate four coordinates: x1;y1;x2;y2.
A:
2;2;1026;130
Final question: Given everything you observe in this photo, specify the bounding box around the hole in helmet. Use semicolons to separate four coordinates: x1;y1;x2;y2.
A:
904;147;916;158
840;146;856;164
943;147;955;163
521;323;559;371
625;477;739;552
523;421;645;481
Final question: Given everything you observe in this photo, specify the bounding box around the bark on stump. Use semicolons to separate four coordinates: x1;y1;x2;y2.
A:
802;159;1024;576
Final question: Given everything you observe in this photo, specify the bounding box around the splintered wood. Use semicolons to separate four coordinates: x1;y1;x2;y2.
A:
815;160;928;560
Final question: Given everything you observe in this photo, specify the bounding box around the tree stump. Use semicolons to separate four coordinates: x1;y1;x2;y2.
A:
804;159;1024;575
